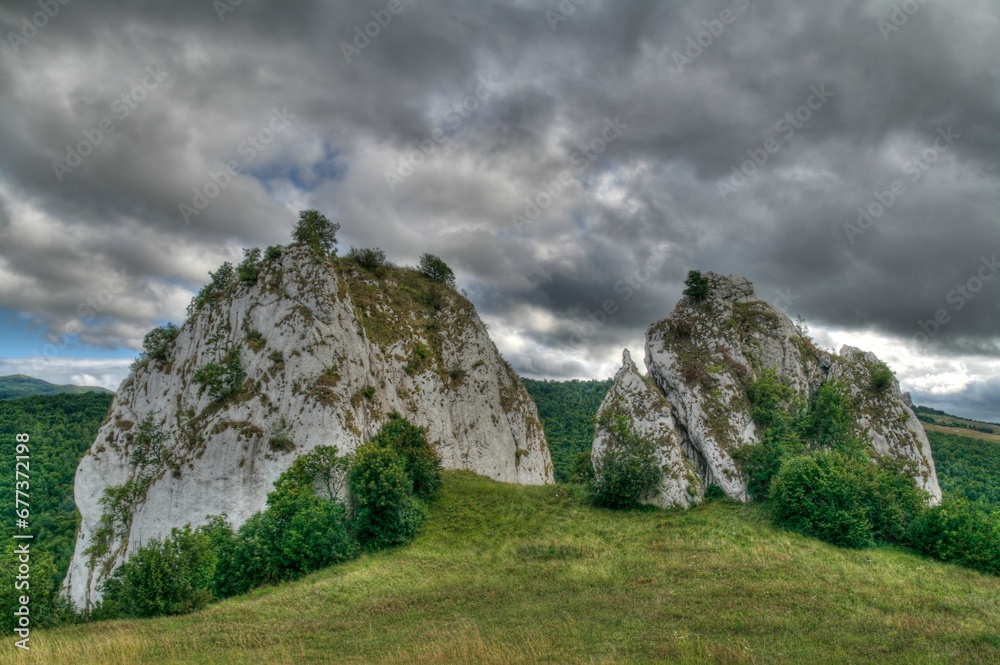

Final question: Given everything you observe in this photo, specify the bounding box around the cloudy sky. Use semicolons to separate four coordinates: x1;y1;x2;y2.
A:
0;0;998;420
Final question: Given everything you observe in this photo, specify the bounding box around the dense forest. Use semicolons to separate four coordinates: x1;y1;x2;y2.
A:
928;430;1000;507
0;375;112;401
0;393;114;582
521;378;613;482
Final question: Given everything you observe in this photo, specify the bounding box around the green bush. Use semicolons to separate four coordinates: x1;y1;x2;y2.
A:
347;247;390;274
734;424;805;501
292;209;340;256
869;361;895;394
237;247;262;283
0;546;74;632
370;413;442;501
683;270;710;302
770;451;927;549
133;323;180;369
770;451;875;548
803;381;856;449
193;345;245;401
100;525;216;618
592;412;663;509
211;448;359;597
264;245;283;261
569;450;596;484
907;499;1000;575
187;261;236;316
418;253;456;287
349;442;426;550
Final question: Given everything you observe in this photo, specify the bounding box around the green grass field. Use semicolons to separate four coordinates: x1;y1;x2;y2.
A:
11;471;999;664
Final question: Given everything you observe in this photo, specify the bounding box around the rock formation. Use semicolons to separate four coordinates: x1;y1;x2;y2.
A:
594;272;941;509
64;245;553;608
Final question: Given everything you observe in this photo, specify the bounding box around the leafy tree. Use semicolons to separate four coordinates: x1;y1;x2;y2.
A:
928;431;1000;507
683;270;710;302
100;525;216;618
193;345;245;401
370;413;442;500
133;323;180;369
803;380;857;450
907;499;1000;575
349;442;426;550
418;253;456;287
128;414;167;476
292;209;340;256
187;261;236;316
592;412;663;509
347;247;390;275
237;247;262;283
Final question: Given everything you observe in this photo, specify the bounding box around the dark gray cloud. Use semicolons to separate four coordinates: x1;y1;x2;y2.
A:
0;0;998;410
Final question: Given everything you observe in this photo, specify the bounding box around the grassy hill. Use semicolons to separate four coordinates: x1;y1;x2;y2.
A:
13;471;1000;665
0;374;113;401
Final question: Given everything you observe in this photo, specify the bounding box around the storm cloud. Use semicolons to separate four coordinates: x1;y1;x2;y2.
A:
0;0;997;417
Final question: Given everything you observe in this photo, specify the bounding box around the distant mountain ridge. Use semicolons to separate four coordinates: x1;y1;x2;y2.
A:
0;374;113;400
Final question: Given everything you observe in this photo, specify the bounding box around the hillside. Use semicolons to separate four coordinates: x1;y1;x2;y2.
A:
14;471;1000;664
916;407;1000;445
928;430;1000;507
521;378;613;482
0;375;113;400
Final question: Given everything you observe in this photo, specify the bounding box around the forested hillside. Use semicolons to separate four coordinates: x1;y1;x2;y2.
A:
928;430;1000;507
0;375;112;401
0;393;114;579
521;378;612;482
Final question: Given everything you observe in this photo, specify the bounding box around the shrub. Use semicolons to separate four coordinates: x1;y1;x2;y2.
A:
347;247;390;274
770;451;927;549
869;361;895;394
264;245;283;261
349;442;426;550
804;381;856;449
100;525;216;618
592;412;663;509
187;262;236;316
237;247;262;283
370;413;442;500
418;253;456;287
734;424;805;501
292;209;340;256
745;369;796;430
193;345;245;401
570;450;595;484
683;270;710;302
907;499;1000;575
0;547;72;632
133;323;179;369
770;451;875;548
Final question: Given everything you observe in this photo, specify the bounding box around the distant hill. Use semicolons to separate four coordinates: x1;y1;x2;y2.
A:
0;374;114;400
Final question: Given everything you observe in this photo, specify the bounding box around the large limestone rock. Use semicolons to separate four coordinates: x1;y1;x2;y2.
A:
599;272;941;508
64;245;553;609
592;350;702;509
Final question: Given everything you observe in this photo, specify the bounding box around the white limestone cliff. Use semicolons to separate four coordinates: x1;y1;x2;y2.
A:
599;272;941;507
592;350;702;509
64;245;553;609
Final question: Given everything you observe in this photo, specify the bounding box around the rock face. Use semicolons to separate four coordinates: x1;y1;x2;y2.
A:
592;350;702;509
64;246;553;609
595;272;941;508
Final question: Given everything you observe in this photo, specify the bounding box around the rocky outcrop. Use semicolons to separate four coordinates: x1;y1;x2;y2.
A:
592;350;702;509
64;245;553;609
598;272;941;508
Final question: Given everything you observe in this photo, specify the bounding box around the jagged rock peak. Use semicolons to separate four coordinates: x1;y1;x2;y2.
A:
64;244;553;609
601;273;941;509
705;272;756;303
592;349;703;509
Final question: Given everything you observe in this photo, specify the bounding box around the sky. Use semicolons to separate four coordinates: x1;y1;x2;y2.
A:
0;0;998;421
